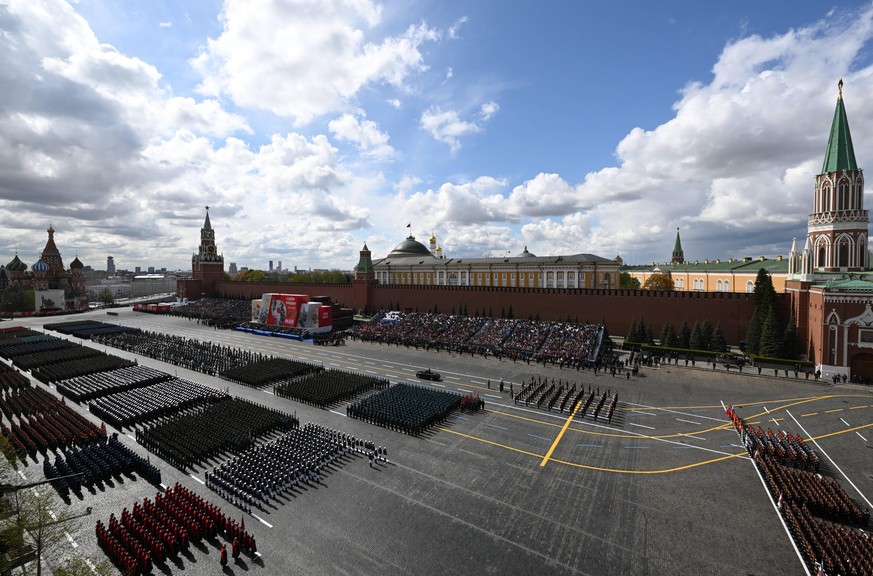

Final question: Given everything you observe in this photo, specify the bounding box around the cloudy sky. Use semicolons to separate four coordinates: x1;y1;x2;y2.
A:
3;1;873;272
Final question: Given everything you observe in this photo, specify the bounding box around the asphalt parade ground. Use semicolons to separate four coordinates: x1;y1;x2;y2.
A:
3;308;872;576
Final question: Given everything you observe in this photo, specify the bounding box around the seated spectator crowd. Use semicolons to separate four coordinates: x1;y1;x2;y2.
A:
348;312;603;367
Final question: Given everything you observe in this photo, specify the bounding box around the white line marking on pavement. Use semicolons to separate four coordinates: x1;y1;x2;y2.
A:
484;394;502;399
263;390;274;395
189;474;205;485
763;406;770;414
458;388;473;393
680;433;706;441
252;514;273;528
787;411;873;511
17;470;26;480
486;424;508;431
366;370;378;374
628;410;653;416
840;417;850;427
528;434;550;441
446;376;459;380
381;364;393;368
857;431;868;442
330;363;342;367
329;410;346;417
675;418;701;425
628;423;656;430
65;532;78;548
431;383;445;387
746;445;811;576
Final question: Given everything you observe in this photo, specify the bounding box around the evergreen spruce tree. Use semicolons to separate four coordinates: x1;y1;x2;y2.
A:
508;305;514;319
637;317;647;345
666;324;678;347
645;326;655;345
747;268;779;355
782;312;800;360
679;320;691;349
759;305;783;358
626;318;638;344
689;321;703;350
745;311;762;355
701;319;714;351
660;322;672;347
711;323;727;353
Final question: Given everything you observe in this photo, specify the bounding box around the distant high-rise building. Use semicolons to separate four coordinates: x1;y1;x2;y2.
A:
277;260;282;272
107;256;115;275
229;262;238;275
269;260;273;272
135;266;141;274
148;266;155;274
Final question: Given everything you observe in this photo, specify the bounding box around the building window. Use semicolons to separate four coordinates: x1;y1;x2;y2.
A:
716;280;723;291
745;281;754;293
556;272;564;288
567;272;575;287
723;280;730;291
675;277;684;289
859;329;873;347
510;273;516;287
546;272;554;288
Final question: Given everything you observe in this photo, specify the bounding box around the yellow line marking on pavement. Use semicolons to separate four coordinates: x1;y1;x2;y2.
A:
437;425;748;474
801;413;818;417
804;422;873;442
825;409;843;413
433;427;544;460
848;405;869;410
539;401;583;467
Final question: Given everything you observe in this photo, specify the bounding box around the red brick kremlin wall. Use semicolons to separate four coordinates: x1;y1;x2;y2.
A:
205;279;787;346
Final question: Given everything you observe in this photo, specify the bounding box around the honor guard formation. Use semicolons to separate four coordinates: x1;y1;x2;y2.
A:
727;406;872;576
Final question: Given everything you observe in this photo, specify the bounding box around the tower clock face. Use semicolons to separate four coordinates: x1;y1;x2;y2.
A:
207;245;215;254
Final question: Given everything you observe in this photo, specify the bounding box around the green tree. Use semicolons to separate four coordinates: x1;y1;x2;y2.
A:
626;318;638;344
782;312;800;360
711;323;728;353
665;324;678;347
747;268;779;355
645;325;655;345
689;321;703;350
619;272;641;289
660;322;673;346
679;320;691;349
745;310;762;355
759;305;783;358
701;319;714;351
96;288;114;306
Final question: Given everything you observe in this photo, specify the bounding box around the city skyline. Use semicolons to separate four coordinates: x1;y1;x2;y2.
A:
3;1;873;271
